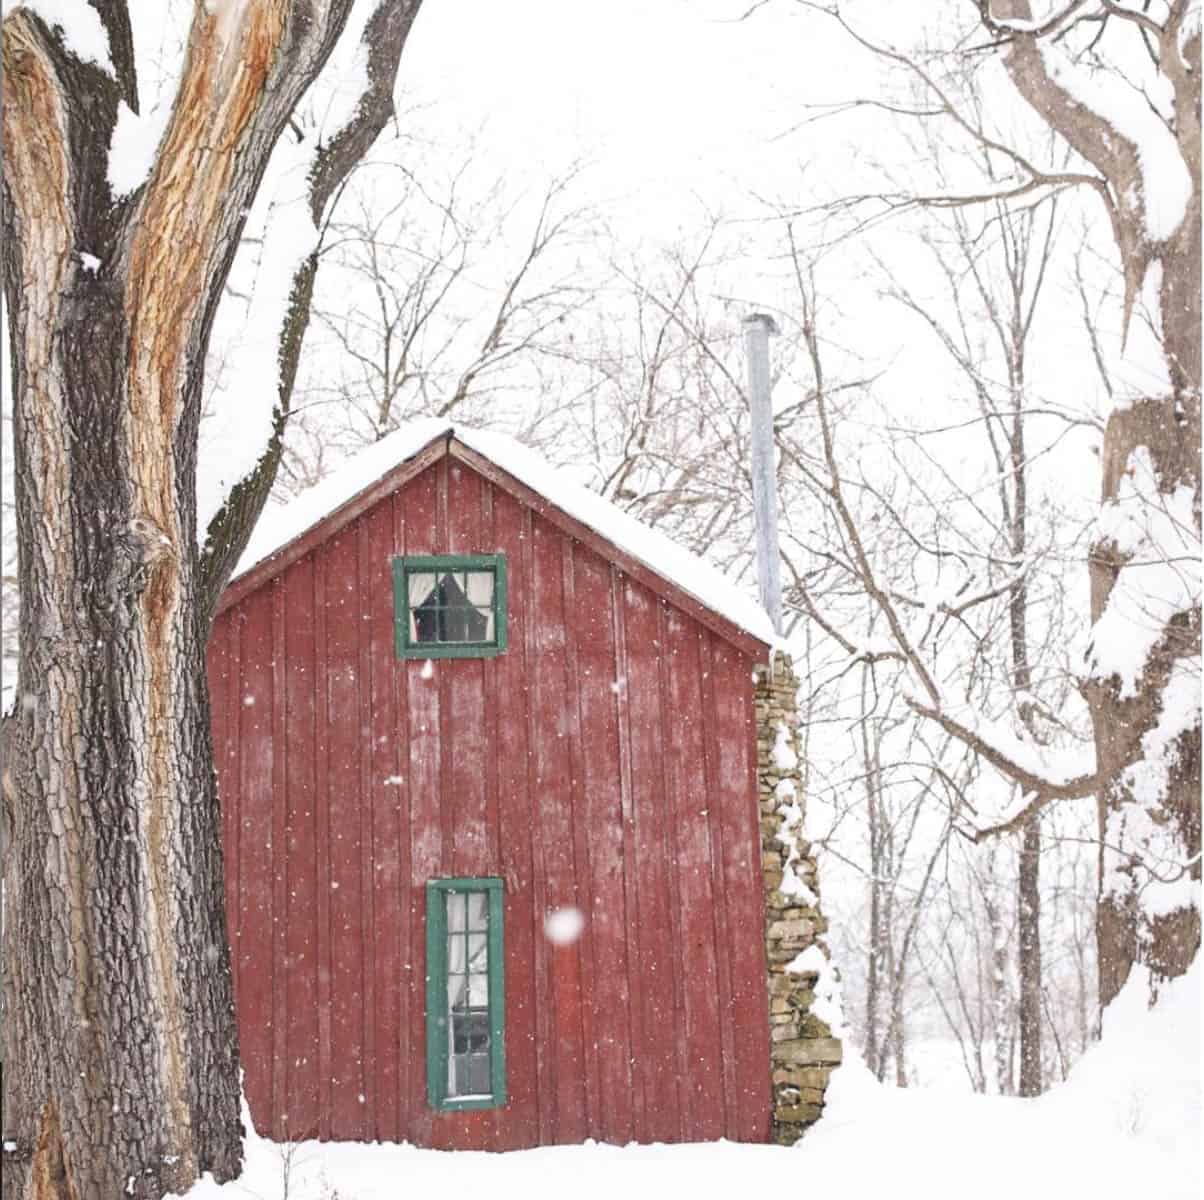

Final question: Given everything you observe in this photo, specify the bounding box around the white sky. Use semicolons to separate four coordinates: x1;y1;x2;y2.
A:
400;0;866;236
386;1;1130;513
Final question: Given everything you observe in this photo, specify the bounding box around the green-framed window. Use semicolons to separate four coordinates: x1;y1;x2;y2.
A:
392;555;508;659
425;877;506;1111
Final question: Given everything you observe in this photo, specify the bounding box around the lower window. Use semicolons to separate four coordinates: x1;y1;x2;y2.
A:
426;877;506;1110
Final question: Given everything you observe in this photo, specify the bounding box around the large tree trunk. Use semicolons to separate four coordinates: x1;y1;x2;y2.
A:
993;0;1202;1011
0;64;242;1200
0;5;422;1195
1;404;239;1200
1087;107;1202;1010
1089;372;1202;1007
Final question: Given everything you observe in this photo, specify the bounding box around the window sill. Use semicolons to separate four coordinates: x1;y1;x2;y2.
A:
399;644;505;660
433;1095;506;1113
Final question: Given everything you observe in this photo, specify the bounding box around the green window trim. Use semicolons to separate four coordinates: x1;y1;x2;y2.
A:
392;554;508;659
425;876;507;1112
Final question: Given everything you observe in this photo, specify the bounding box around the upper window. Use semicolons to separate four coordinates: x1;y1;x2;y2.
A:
393;555;507;659
426;877;506;1111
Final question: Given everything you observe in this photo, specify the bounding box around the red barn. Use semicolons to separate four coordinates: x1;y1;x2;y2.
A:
207;421;781;1150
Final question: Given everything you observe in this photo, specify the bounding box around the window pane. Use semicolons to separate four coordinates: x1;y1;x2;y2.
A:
466;1054;491;1095
452;1012;489;1053
467;893;488;931
465;571;494;607
473;607;496;641
408;572;438;607
468;973;488;1007
409;569;491;644
446;889;494;1099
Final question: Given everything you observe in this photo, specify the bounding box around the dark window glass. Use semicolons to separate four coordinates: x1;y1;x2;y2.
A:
394;557;507;659
410;571;495;645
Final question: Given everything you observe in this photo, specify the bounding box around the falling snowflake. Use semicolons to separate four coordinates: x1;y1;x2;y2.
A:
543;907;585;946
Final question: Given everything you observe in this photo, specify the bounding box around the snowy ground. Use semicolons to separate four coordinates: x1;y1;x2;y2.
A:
177;963;1200;1200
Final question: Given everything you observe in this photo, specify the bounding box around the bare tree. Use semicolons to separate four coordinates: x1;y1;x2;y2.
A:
872;174;1074;1092
281;151;594;481
788;0;1200;1015
0;3;424;1196
982;0;1201;1011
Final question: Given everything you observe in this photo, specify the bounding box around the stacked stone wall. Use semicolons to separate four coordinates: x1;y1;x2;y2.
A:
756;654;842;1144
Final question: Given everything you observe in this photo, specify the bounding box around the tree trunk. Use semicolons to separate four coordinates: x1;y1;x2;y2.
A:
1;431;240;1199
0;19;246;1189
1007;351;1043;1097
1016;815;1042;1094
1090;387;1202;1008
862;690;884;1078
983;842;1013;1096
889;982;909;1088
993;0;1201;1011
0;4;422;1194
1089;127;1201;1009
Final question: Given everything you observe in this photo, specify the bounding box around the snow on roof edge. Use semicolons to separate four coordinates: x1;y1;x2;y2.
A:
229;420;775;647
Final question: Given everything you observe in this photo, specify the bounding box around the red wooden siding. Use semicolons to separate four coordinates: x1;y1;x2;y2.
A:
207;453;771;1150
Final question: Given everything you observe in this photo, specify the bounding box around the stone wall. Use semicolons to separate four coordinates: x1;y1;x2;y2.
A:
756;653;842;1144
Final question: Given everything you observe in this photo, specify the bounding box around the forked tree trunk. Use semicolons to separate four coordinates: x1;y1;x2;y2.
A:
0;4;421;1196
1;56;243;1192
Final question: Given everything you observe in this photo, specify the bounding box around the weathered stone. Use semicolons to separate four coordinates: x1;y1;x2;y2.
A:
775;1038;843;1066
767;918;815;941
756;654;842;1145
775;1102;824;1125
798;1013;834;1039
772;1066;833;1090
766;945;802;965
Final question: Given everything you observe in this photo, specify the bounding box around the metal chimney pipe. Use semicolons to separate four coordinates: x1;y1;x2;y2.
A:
743;312;783;637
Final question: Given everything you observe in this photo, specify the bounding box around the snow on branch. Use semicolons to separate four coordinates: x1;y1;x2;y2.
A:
982;0;1196;339
1032;37;1190;245
905;691;1100;826
198;2;421;582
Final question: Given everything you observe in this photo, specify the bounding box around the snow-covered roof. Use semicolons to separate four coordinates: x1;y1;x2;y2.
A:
231;419;775;646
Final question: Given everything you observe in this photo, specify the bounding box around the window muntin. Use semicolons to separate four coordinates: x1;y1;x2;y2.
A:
393;555;507;659
426;878;506;1111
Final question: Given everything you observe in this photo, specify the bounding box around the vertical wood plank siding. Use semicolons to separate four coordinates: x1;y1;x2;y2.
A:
208;459;771;1149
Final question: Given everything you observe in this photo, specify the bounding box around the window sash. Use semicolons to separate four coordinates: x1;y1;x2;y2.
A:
426;877;506;1111
393;555;508;659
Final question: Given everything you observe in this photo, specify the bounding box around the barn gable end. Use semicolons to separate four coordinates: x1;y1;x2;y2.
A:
209;443;781;1149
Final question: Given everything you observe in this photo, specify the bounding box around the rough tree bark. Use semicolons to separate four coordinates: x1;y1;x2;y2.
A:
986;0;1202;1009
0;3;421;1197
